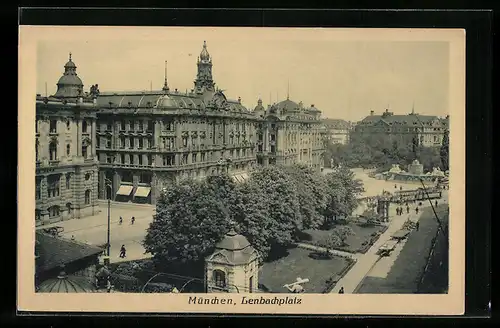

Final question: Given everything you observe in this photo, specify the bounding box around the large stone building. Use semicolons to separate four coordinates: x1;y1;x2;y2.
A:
95;41;258;204
253;98;325;170
35;54;100;225
354;109;449;147
321;118;352;145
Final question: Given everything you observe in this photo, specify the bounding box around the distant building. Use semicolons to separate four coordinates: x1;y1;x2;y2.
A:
254;99;325;169
354;109;449;147
35;232;103;292
321;118;353;144
35;54;100;225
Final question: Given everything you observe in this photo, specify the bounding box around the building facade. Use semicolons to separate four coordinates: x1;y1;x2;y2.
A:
321;118;352;145
253;98;325;170
35;54;100;225
95;41;259;204
354;109;449;147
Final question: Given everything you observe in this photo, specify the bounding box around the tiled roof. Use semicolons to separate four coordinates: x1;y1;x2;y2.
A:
36;232;104;273
322;118;351;129
359;113;440;127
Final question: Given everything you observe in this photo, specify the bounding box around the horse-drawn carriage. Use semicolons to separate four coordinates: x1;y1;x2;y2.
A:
376;240;399;257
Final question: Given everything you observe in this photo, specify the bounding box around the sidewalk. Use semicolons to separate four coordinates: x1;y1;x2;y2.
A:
330;206;424;294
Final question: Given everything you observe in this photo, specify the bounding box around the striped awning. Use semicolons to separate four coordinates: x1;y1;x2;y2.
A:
116;185;133;196
134;186;151;198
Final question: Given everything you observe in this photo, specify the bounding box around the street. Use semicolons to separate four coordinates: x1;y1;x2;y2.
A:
37;200;156;263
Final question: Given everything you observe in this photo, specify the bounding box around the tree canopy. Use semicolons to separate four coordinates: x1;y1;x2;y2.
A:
144;164;365;265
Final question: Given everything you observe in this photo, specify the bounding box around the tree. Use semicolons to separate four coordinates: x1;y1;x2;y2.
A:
235;166;301;258
283;164;328;230
440;129;449;171
143;178;232;266
332;225;355;246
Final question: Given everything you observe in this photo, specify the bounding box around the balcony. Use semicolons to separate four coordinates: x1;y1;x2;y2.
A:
48;160;60;166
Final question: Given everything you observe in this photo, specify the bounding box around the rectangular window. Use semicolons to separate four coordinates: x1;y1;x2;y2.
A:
146;155;151;166
106;122;112;131
182;154;188;164
106;155;112;164
138;121;143;131
120;137;125;149
120;120;126;131
106;137;112;149
182;137;188;147
138;138;143;149
82;145;88;158
192;137;196;146
168;138;175;150
270;146;276;153
121;153;125;164
128;120;134;131
192;153;197;163
138;155;143;165
201;152;206;162
147;120;154;132
50;120;57;133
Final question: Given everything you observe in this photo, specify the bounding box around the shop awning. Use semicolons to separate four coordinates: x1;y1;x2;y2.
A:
134;186;151;198
116;185;133;196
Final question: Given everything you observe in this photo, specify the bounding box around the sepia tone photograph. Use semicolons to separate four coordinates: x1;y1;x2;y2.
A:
18;26;465;315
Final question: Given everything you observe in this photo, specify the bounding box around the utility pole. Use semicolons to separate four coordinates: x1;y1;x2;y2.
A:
104;178;112;257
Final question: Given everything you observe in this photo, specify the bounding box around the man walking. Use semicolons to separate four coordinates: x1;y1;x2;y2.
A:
119;245;126;258
415;207;419;215
416;221;420;231
338;287;345;294
406;205;410;214
131;216;135;225
119;216;123;225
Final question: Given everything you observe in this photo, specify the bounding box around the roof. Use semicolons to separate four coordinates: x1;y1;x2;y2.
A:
275;99;300;111
36;232;104;273
215;230;250;250
359;113;440;127
37;271;96;293
322;118;351;129
96;90;250;113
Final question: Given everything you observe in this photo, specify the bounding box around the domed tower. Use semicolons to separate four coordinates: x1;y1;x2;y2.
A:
205;229;260;293
194;41;215;94
253;98;265;118
53;53;84;98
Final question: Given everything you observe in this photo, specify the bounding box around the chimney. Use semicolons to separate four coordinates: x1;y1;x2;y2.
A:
238;97;241;104
370;110;374;116
311;104;314;107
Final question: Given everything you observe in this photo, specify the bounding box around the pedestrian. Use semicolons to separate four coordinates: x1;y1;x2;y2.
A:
338;287;345;294
131;216;135;225
71;235;75;241
416;221;420;231
415;207;419;215
119;245;126;258
394;184;397;189
419;201;422;206
119;216;123;225
406;205;410;214
435;200;438;207
400;186;403;191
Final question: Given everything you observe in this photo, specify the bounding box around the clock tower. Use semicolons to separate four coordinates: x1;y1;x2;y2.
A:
194;41;216;94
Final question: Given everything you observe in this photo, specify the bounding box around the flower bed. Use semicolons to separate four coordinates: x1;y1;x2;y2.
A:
322;257;357;293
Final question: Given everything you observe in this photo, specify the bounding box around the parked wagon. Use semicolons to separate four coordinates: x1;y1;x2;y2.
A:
376;240;399;257
391;229;411;241
42;226;64;237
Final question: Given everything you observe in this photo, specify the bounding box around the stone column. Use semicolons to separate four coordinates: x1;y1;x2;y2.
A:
151;172;157;205
153;120;160;148
98;170;106;199
113;170;120;200
76;118;82;157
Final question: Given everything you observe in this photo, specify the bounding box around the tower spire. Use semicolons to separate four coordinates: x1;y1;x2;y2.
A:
287;80;290;100
411;100;415;114
163;60;170;92
69;52;72;61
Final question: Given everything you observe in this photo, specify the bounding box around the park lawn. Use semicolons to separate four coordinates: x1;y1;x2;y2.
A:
300;222;386;253
355;204;449;294
259;246;350;293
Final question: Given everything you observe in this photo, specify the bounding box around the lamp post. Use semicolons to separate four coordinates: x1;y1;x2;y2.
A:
104;177;112;257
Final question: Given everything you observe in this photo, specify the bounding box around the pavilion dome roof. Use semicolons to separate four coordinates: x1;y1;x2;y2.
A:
37;268;96;293
215;229;250;251
54;53;84;98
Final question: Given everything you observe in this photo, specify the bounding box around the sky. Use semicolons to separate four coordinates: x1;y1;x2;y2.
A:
36;27;450;122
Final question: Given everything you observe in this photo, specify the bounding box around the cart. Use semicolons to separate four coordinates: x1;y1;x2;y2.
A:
377;240;398;257
42;226;64;237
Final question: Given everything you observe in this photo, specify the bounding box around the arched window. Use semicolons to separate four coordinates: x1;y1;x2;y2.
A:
85;190;91;205
66;174;71;189
66;144;71;156
212;269;226;288
82;145;88;158
82;120;88;133
49;142;57;161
